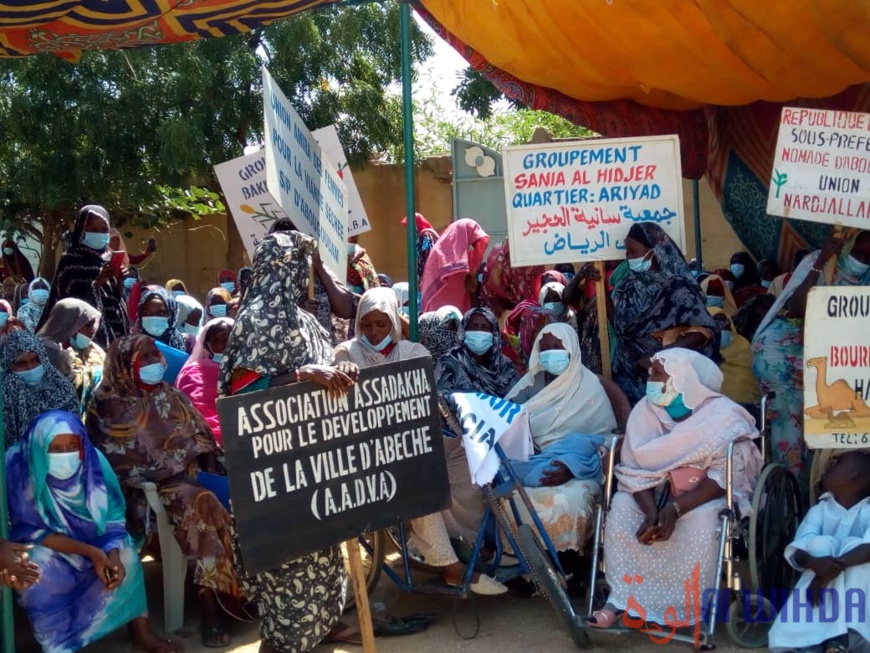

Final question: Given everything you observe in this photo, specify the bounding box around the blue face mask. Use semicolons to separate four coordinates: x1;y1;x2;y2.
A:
362;333;392;352
0;311;8;328
48;451;82;481
172;290;186;299
220;282;236;294
464;331;493;355
141;316;170;337
730;263;745;279
182;323;200;336
15;365;45;386
720;330;733;349
347;244;356;255
210;304;228;318
20;299;28;306
543;301;564;316
839;255;870;279
70;333;92;350
30;289;49;305
82;231;110;251
760;279;772;289
627;252;652;273
563;272;575;282
123;278;136;290
664;394;693;420
539;349;571;376
706;295;725;308
212;353;224;364
646;380;677;407
138;362;166;385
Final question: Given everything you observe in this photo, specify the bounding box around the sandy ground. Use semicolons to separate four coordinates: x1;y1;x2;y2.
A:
11;553;757;653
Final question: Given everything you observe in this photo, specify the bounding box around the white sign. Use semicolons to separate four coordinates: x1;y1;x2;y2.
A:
214;151;288;262
803;286;870;449
502;135;685;266
312;125;372;237
263;67;348;275
768;108;870;228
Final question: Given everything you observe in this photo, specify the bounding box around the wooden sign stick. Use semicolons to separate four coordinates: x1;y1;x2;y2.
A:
344;539;377;653
308;266;316;300
594;261;612;379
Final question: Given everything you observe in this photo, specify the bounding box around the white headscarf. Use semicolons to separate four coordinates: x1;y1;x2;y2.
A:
652;348;723;410
180;317;233;374
355;287;402;343
176;295;204;327
538;281;565;306
506;322;616;449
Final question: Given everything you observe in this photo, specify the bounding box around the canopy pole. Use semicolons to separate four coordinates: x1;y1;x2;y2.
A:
1;374;13;653
400;0;418;341
692;179;703;269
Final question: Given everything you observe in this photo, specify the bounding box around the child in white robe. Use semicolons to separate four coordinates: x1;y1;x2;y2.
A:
768;450;870;653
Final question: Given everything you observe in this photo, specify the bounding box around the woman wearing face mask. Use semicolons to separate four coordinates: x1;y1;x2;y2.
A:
17;277;51;332
729;251;765;307
122;267;140;299
506;323;621;554
589;349;762;629
164;279;189;299
0;331;78;447
708;308;761;406
136;287;189;353
434;307;519;546
217;270;237;296
177;318;233;447
37;298;106;413
0;298;24;340
6;411;179;653
176;294;204;338
753;229;870;482
206;287;232;321
109;229;157;267
345;236;380;295
334;289;507;595
0;238;35;283
611;222;720;404
88;335;244;648
699;274;738;316
38;205;129;346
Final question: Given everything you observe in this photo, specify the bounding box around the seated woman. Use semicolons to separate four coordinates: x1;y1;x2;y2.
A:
176;295;204;338
417;308;460;368
611;222;720;403
505;323;621;553
435;307;520;547
589;348;762;629
37;298;106;413
335;289;506;595
700;274;738;316
88;335;243;648
137;287;190;352
17;277;51;332
1;331;78;447
6;411;178;653
177;318;233;447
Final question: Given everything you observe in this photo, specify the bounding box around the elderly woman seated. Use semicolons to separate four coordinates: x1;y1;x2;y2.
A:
589;348;762;629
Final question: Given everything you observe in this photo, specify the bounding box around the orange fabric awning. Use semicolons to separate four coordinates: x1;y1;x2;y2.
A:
0;0;339;61
419;0;870;110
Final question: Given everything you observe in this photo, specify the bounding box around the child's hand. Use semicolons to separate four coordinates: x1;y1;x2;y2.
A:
808;555;845;581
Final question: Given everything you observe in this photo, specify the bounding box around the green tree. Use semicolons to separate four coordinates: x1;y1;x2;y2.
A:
0;1;432;275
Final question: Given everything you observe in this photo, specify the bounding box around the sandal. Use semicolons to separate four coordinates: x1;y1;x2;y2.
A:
201;622;229;649
587;608;620;629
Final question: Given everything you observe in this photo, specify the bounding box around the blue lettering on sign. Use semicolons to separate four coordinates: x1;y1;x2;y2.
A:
304;170;322;206
238;159;265;181
293;189;317;231
326;172;345;208
241;180;269;200
279;170;292;196
293;124;313;163
270;93;295;133
271;128;293;166
521;146;643;170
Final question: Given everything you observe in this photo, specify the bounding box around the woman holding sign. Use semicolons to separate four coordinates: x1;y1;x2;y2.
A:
611;222;719;404
335;288;508;595
220;231;364;651
752;229;870;480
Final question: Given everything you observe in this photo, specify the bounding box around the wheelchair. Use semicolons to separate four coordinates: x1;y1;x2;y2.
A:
584;394;805;650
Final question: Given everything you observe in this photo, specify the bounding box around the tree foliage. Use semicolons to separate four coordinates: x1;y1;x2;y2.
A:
0;1;432;265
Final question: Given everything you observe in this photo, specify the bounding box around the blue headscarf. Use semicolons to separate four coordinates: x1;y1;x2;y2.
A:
136;285;187;351
6;411;128;557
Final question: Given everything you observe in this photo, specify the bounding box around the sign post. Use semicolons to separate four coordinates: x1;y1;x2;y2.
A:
501;135;685;372
767;108;870;227
803;286;870;450
262;67;349;277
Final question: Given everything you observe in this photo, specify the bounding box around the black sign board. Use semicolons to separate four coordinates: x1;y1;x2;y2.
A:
216;357;449;575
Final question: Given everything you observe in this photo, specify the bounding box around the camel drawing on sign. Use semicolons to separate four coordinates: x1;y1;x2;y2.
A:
805;356;870;429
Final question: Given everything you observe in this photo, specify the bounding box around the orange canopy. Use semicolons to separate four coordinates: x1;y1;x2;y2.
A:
420;0;870;110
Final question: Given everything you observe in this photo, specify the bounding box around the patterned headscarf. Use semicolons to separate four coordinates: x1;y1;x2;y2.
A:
136;286;187;350
483;240;545;307
0;330;78;446
418;309;459;365
435;307;520;398
218;232;334;396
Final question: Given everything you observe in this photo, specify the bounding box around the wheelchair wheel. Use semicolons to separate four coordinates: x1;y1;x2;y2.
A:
749;464;802;593
516;523;589;648
343;529;386;604
726;594;775;648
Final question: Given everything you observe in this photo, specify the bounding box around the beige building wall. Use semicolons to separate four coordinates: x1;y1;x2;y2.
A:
117;158;747;301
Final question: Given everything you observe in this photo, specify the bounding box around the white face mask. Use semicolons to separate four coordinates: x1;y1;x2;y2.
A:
48;451;82;480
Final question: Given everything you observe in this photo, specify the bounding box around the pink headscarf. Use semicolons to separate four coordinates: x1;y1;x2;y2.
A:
420;218;489;314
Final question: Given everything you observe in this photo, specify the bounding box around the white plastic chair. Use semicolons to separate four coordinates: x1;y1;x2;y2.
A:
136;481;187;633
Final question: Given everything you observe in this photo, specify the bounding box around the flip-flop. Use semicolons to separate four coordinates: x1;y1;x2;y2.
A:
200;622;229;649
586;608;619;629
324;624;363;646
